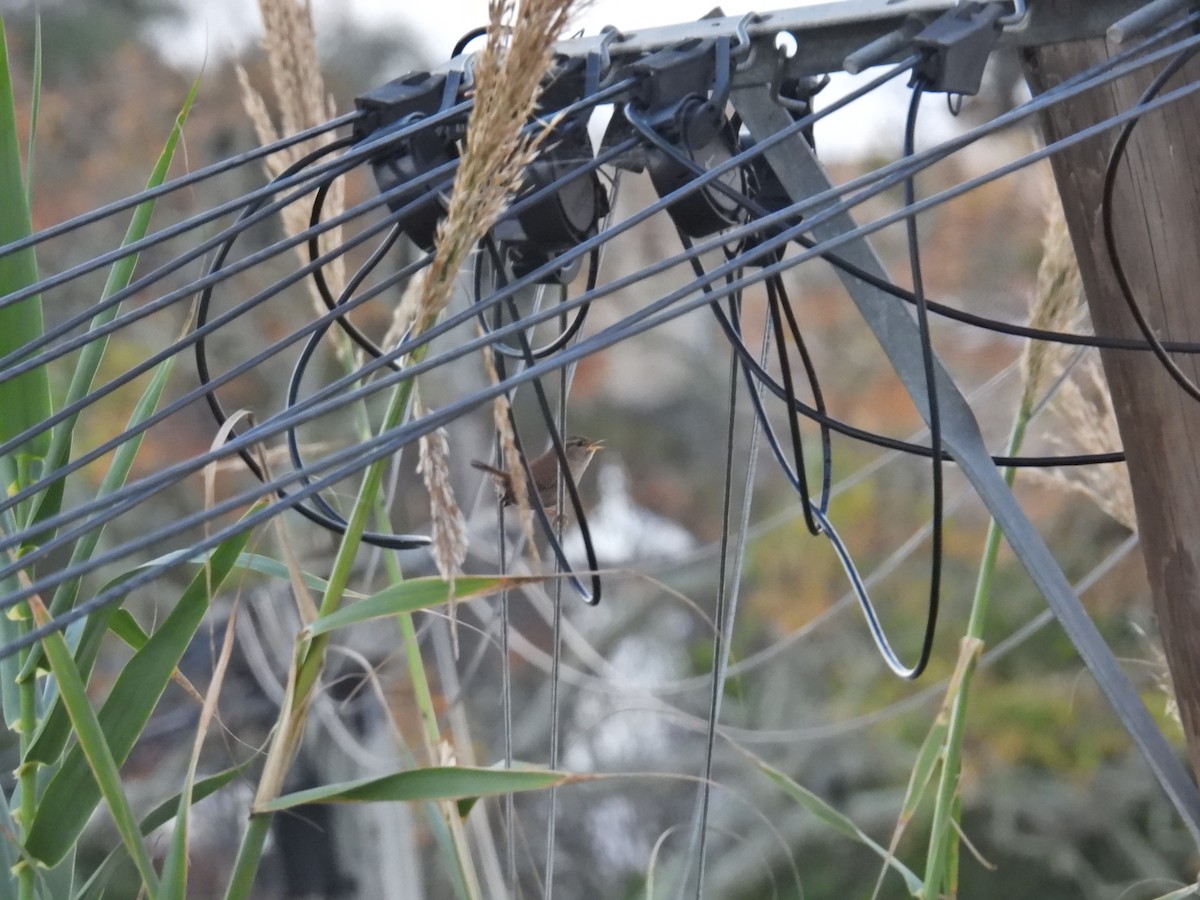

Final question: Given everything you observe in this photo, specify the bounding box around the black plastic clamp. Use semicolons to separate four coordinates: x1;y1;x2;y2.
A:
912;2;1006;95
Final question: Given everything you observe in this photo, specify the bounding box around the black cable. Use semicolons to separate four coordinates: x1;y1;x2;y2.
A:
306;177;410;364
190;145;440;549
1100;41;1200;402
194;136;366;481
452;26;489;58
899;77;941;679
282;223;422;549
473;239;598;360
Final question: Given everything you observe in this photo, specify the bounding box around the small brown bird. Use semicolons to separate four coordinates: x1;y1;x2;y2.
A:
472;436;603;512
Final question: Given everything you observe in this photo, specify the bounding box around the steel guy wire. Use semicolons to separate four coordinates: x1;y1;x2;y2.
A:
0;57;911;566
0;110;363;260
0;137;634;529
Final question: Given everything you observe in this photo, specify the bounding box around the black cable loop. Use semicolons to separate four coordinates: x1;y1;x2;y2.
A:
620;83;1140;470
1101;41;1200;403
194;138;409;482
281;222;428;550
193;144;441;548
898;76;941;679
733;306;933;676
306;177;410;364
473;236;597;360
685;229;937;677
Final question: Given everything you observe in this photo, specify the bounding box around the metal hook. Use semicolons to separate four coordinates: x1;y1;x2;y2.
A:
732;12;755;56
999;0;1030;29
597;25;625;74
732;12;760;65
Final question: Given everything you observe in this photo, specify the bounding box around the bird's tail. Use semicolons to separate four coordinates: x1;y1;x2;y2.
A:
470;460;507;479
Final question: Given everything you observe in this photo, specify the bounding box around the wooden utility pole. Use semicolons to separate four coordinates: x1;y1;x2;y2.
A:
1022;18;1200;776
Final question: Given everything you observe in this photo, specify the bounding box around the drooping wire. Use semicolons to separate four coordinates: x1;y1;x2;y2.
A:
691;289;751;898
898;76;942;680
283;222;426;549
680;240;941;678
306;176;411;365
622;102;833;528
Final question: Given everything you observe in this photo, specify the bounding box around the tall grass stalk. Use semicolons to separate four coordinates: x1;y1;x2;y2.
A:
226;0;580;894
921;197;1082;898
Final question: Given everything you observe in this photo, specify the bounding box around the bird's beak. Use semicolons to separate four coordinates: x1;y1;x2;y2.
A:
587;439;604;452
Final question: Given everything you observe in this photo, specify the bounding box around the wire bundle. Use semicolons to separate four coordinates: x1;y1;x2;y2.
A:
1;8;1199;672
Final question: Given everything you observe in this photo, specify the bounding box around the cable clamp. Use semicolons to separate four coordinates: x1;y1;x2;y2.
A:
998;0;1029;29
353;71;451;140
911;1;1006;95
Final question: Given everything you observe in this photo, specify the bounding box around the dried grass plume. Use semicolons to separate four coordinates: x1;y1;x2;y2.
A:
1025;195;1136;531
410;0;582;552
236;0;346;308
415;393;469;648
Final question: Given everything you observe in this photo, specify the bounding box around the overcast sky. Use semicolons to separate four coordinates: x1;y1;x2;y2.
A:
163;0;785;65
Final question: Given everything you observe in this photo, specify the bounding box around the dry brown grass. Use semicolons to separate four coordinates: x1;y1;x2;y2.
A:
1045;353;1136;530
1019;193;1083;415
1021;195;1136;532
236;0;345;311
412;0;584;554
